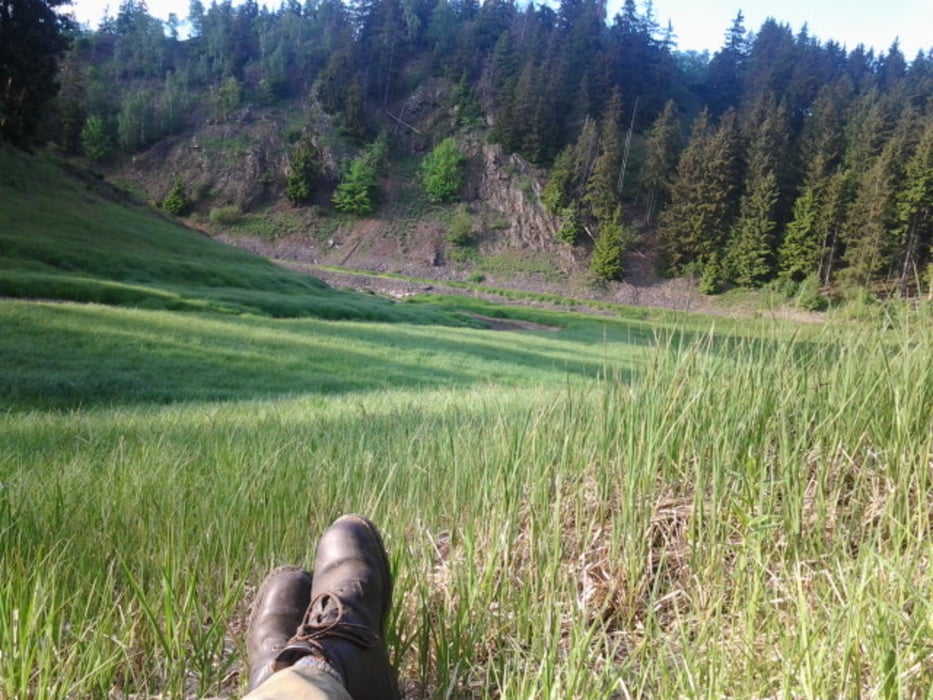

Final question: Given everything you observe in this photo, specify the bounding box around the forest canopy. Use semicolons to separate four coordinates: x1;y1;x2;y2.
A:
16;0;933;294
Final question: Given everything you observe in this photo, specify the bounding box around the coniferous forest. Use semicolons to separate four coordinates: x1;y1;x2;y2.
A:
6;0;933;296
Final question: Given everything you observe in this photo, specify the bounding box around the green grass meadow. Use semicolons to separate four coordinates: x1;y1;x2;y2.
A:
2;148;932;698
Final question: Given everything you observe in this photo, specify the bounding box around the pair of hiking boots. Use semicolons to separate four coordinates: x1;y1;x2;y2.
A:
246;514;400;699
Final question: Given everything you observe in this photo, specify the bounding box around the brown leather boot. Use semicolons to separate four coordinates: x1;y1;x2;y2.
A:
273;514;400;699
246;565;313;691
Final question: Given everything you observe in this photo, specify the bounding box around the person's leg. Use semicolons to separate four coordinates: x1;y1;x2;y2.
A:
243;515;399;700
241;663;352;700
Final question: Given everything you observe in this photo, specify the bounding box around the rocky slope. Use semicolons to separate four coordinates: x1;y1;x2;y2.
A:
98;84;719;315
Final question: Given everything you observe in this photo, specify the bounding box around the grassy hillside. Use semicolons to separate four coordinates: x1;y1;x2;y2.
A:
1;311;930;698
0;146;459;324
2;147;931;698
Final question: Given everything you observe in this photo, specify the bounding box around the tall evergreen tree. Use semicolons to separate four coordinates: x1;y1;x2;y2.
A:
541;115;598;213
590;207;628;281
893;121;933;294
841;143;901;284
0;0;73;145
703;11;749;115
582;89;623;226
726;168;778;286
841;109;917;284
285;137;322;205
658;109;742;277
639;99;680;223
779;178;823;281
815;168;854;285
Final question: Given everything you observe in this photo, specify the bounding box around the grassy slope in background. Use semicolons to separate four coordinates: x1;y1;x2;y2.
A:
0;146;461;324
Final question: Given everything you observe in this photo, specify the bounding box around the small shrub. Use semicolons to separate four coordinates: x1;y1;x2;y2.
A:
209;205;243;226
80;115;112;161
834;284;881;321
468;272;486;283
794;273;827;311
446;206;473;247
556;205;582;245
162;179;190;216
698;255;722;294
763;276;798;300
589;212;629;282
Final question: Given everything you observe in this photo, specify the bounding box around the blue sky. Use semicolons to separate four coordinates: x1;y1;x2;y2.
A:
68;0;933;58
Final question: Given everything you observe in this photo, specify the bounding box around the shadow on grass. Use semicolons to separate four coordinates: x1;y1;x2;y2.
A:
0;301;638;411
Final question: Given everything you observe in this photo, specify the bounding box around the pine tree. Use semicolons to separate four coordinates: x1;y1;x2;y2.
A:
658;109;742;276
332;138;386;214
639;99;680;223
285;138;321;205
703;11;749;115
893;121;933;294
778;180;822;281
542;115;598;214
840;110;916;284
582;90;623;226
816;168;855;285
590;208;628;281
0;0;72;145
725;102;784;286
841;144;900;284
80;115;112;161
542;147;576;214
332;154;378;214
556;203;583;244
162;179;190;216
726;168;777;286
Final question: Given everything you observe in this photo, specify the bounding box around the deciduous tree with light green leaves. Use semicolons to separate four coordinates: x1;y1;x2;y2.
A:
421;137;465;203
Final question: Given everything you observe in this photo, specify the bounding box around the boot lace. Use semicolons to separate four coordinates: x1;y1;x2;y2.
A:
291;592;381;651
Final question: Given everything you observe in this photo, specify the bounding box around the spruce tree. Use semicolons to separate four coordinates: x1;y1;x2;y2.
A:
779;181;822;281
80;115;112;161
542;147;576;214
704;11;749;115
725;104;783;286
333;153;378;214
556;204;583;245
840;111;916;284
639;99;681;224
286;138;321;205
658;109;742;276
162;179;190;216
583;90;624;226
590;208;628;281
893;121;933;294
841;144;900;284
726;168;778;286
0;0;72;145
